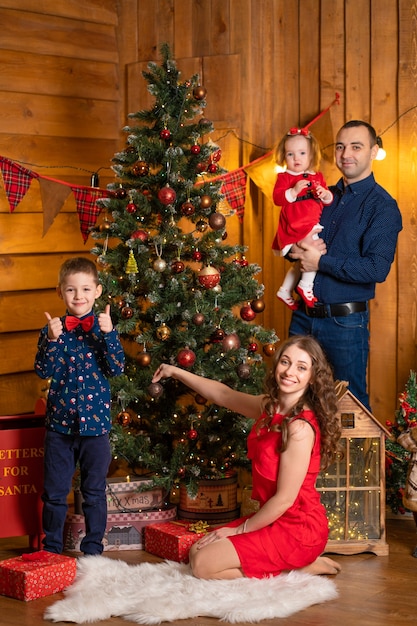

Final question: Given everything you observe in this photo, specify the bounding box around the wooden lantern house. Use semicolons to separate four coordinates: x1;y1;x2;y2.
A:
317;383;390;556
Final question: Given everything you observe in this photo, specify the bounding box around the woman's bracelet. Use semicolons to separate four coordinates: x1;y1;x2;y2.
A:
242;520;248;533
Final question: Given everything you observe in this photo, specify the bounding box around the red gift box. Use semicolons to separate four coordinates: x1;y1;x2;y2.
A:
144;521;209;563
0;554;76;601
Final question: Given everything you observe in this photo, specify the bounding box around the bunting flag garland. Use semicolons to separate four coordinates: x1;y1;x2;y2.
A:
0;92;340;239
38;177;72;236
0;156;39;212
220;168;247;222
244;151;276;201
71;186;107;243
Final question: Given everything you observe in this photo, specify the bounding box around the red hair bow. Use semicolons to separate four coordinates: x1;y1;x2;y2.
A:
288;127;310;137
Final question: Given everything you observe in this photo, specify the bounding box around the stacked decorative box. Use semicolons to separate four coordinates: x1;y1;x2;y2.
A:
65;476;176;552
0;554;76;601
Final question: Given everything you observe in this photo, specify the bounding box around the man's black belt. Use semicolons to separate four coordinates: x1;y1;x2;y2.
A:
300;301;367;318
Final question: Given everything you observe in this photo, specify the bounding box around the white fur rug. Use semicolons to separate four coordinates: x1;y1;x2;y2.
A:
44;556;338;624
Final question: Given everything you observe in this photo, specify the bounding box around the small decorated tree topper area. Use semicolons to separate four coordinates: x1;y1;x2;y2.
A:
90;44;277;501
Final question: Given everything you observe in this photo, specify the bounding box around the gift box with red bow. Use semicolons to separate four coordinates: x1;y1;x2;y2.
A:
0;553;76;601
144;520;210;563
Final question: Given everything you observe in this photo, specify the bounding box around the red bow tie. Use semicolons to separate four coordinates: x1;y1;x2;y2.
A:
65;315;94;332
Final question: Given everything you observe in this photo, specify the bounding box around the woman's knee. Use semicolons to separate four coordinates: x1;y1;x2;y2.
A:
189;547;211;579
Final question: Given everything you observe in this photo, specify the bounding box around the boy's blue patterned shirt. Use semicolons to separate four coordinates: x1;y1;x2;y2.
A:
35;312;125;436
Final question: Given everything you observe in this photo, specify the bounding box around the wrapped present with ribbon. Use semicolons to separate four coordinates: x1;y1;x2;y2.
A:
144;520;210;563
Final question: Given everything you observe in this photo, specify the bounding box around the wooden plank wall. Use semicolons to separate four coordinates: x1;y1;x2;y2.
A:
1;0;416;426
0;0;121;414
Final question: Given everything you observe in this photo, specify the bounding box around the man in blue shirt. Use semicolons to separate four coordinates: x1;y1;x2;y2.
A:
288;120;402;410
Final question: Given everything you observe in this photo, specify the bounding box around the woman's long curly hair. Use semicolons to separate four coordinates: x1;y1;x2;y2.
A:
260;335;341;470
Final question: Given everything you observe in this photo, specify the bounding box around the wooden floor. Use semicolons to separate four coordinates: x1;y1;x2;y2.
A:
0;516;416;626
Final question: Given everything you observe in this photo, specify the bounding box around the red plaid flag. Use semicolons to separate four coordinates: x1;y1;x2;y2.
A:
0;157;39;212
71;186;107;243
220;168;247;222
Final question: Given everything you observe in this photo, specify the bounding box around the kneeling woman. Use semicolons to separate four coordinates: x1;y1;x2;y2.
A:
152;335;341;580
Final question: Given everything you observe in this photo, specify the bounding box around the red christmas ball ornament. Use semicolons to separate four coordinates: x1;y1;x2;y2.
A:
198;265;220;289
222;333;241;351
158;185;177;205
148;382;164;399
181;201;195;216
177;348;196;368
192;250;203;261
193;85;207;100
211;148;222;163
248;342;258;353
177;467;186;478
263;343;276;357
209;212;226;231
121;306;133;319
187;428;199;440
251;298;265;313
126;202;137;214
171;260;185;274
207;163;218;174
131;229;148;242
210;328;225;343
159;128;171;140
192;312;205;326
200;195;213;209
114;187;127;199
190;144;201;155
240;256;249;267
240;303;257;322
196;162;208;173
195;394;207;405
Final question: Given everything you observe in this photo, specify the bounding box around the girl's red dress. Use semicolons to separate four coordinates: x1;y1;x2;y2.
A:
272;171;327;251
227;409;328;578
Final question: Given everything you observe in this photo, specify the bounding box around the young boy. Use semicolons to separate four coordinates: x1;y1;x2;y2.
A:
29;257;125;558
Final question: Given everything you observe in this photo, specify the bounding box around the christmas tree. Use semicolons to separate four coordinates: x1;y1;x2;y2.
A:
91;44;277;500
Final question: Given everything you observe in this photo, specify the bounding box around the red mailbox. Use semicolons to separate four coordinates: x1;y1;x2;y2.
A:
0;401;46;549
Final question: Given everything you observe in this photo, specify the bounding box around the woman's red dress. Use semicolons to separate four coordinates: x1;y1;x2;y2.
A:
227;410;328;578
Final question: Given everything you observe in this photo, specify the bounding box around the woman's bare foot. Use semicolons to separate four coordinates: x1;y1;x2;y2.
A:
299;556;341;576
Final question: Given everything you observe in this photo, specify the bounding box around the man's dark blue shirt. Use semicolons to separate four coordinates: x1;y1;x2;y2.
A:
314;173;402;304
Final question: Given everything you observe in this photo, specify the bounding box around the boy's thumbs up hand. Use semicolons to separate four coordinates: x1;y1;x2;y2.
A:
44;311;63;341
98;304;113;334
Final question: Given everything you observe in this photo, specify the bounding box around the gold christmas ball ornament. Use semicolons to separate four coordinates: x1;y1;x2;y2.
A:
222;333;241;351
198;265;220;289
208;212;226;230
263;343;277;357
147;382;164;399
196;219;208;232
156;323;171;341
193;85;207;100
192;312;205;326
117;410;132;427
153;258;167;272
137;352;151;367
251;298;265;313
200;195;213;209
131;160;149;176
